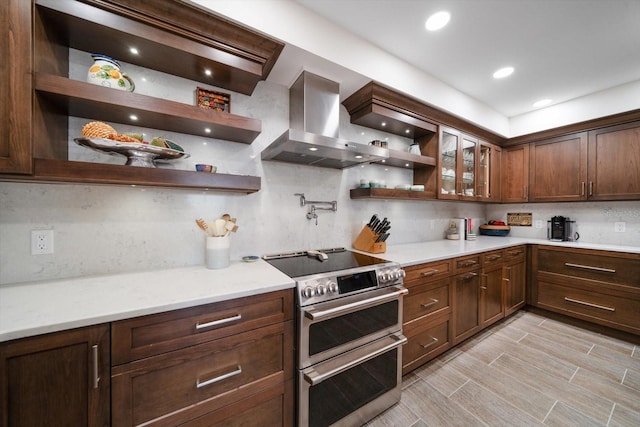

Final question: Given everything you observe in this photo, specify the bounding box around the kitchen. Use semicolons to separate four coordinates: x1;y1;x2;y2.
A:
1;0;639;426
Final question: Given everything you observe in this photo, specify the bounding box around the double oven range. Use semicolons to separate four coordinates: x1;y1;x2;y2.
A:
264;248;407;427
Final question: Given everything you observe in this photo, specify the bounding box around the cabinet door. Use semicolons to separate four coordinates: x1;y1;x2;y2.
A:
529;132;588;202
588;121;640;200
504;259;526;316
439;127;459;199
0;325;110;427
0;0;32;174
452;271;481;344
501;144;529;202
460;134;477;200
480;264;505;328
478;141;501;201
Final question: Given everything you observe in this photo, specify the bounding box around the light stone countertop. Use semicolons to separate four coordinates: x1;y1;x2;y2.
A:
0;260;295;342
2;237;638;343
374;236;640;267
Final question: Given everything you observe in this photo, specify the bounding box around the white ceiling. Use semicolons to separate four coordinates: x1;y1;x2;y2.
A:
292;0;640;118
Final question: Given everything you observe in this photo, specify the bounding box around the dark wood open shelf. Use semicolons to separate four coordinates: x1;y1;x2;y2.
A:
0;159;261;193
350;187;435;201
35;73;262;143
378;149;437;168
35;0;283;95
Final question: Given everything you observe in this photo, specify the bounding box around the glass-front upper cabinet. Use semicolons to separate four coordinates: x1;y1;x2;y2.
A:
461;135;476;198
438;127;477;201
478;140;501;201
440;128;459;199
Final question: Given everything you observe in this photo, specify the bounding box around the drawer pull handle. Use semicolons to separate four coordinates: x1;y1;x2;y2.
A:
564;263;616;274
459;260;478;267
564;297;615;312
421;269;440;277
461;272;478;281
420;337;439;349
507;250;522;256
420;299;439;309
92;344;100;389
196;365;242;388
196;314;242;330
486;255;502;261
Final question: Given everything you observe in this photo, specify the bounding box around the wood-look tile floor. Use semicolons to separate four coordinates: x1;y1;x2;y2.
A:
367;311;640;427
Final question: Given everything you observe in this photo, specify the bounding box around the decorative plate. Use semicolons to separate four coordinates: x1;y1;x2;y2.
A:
74;137;189;168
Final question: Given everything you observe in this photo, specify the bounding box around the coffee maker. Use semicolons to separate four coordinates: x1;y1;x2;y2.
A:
547;216;579;241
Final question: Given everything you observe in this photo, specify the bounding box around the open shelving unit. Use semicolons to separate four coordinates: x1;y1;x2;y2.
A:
0;0;284;193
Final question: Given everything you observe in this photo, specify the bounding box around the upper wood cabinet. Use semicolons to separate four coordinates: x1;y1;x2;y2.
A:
529;132;588;202
478;140;501;201
0;0;32;174
501;144;529;202
587;121;640;200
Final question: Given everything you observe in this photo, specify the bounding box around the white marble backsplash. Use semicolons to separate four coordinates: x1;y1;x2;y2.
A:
1;50;638;285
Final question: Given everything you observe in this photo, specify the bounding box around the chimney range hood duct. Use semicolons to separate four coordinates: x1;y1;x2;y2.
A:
261;71;387;169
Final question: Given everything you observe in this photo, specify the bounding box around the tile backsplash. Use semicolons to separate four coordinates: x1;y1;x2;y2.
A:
1;50;638;285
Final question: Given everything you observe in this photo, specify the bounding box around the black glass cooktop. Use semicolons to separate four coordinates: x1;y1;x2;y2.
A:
263;248;389;278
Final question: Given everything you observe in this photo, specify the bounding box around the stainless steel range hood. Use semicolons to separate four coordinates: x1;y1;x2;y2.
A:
261;71;387;169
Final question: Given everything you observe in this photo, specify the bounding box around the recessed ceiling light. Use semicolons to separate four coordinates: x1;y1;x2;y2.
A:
381;122;386;127
405;163;410;167
425;11;450;31
533;99;553;108
204;69;212;76
309;147;318;151
129;47;139;55
129;114;138;121
493;66;514;79
355;155;363;159
204;128;211;133
405;129;411;134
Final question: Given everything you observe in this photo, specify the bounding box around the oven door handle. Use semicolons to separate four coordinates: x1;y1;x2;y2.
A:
304;286;408;321
303;333;407;386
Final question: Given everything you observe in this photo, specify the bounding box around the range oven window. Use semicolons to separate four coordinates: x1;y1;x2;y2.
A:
308;347;398;427
337;270;377;294
308;300;398;356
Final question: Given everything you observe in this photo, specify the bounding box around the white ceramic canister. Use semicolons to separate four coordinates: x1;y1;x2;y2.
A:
87;54;135;92
205;235;230;269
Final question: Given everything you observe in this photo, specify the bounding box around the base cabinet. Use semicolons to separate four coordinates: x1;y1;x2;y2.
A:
111;289;294;427
504;246;527;316
0;324;111;427
402;260;453;375
532;246;640;335
452;254;482;344
480;250;505;328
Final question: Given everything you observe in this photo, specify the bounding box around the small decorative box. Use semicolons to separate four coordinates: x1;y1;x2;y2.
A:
196;87;231;113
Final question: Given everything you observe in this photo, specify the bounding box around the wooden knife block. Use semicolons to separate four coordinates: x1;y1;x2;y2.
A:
353;226;386;254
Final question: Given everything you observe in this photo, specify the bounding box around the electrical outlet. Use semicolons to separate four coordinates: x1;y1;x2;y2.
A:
31;230;54;255
614;222;626;233
534;220;544;229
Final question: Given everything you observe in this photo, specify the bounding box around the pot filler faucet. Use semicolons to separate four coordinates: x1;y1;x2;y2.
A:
294;193;337;225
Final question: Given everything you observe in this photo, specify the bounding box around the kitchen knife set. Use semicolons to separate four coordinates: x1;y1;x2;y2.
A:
366;214;391;243
353;213;391;254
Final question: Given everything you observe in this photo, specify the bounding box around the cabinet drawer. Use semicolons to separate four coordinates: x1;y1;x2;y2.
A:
404;260;452;283
180;382;290;427
537;281;640;334
111;322;291;427
454;254;481;274
481;249;504;267
112;290;293;364
504;245;526;263
537;247;639;288
404;278;450;324
402;314;450;375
